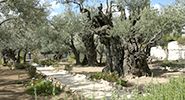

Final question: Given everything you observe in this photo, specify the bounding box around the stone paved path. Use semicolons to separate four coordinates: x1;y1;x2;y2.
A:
36;66;127;100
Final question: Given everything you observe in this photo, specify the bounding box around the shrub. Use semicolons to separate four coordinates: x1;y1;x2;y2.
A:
89;72;127;86
116;79;128;86
67;54;75;64
64;64;73;71
39;59;57;66
26;79;61;96
161;34;180;47
177;37;185;45
90;72;118;82
32;57;39;64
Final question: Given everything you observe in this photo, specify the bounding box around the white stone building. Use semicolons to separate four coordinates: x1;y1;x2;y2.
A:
150;41;185;61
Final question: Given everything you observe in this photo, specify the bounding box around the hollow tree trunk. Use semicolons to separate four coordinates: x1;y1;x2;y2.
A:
82;33;97;66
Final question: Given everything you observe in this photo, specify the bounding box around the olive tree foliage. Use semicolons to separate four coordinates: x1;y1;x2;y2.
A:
156;0;185;57
52;12;85;64
109;0;185;76
0;0;48;63
59;0;108;66
37;10;85;64
59;0;185;77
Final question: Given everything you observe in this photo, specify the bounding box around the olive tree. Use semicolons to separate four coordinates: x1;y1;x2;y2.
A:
60;0;185;77
47;10;85;64
0;0;47;64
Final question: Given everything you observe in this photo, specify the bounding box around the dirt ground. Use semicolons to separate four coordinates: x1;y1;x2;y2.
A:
0;66;33;100
68;64;185;85
0;66;83;100
0;63;185;100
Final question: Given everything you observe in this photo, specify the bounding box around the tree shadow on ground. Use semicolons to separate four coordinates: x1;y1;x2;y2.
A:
149;61;185;77
0;79;29;86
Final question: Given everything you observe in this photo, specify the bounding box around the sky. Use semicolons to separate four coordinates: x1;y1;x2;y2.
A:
46;0;176;18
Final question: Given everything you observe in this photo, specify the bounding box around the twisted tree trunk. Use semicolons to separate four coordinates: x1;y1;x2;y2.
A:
101;36;124;76
123;38;151;76
69;36;81;65
82;33;97;66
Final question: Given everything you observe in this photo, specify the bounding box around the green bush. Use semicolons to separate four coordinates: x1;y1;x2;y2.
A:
32;57;39;64
89;72;127;86
39;59;57;66
177;37;185;45
134;77;185;100
90;72;118;82
67;54;75;64
64;64;73;71
160;34;180;47
26;79;61;96
116;79;128;86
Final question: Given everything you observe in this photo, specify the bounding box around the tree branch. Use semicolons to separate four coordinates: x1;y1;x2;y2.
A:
94;25;110;35
49;21;67;32
0;0;6;4
144;31;162;49
106;0;109;14
61;0;91;20
0;18;16;26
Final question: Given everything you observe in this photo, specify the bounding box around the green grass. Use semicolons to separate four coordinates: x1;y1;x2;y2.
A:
39;59;58;66
133;76;185;100
26;79;62;96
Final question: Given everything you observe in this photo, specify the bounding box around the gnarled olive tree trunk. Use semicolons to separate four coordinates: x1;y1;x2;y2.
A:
123;38;151;76
82;33;97;66
101;36;124;76
64;0;153;77
1;48;17;65
70;43;81;65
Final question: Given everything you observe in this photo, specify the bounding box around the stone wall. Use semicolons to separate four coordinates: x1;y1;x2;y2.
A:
150;41;185;61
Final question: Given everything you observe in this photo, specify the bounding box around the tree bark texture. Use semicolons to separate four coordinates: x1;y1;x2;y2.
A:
82;33;97;66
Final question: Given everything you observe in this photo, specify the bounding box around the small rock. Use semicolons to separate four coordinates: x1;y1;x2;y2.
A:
127;94;132;99
100;79;109;85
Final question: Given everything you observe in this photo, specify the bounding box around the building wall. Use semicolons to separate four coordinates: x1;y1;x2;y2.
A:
150;41;185;61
